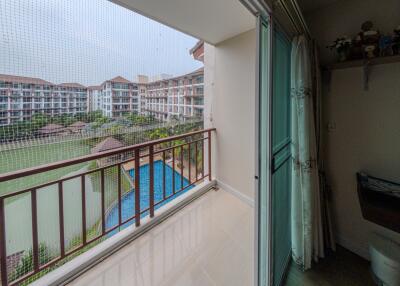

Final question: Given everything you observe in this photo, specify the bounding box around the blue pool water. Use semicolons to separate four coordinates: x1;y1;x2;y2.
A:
105;160;193;232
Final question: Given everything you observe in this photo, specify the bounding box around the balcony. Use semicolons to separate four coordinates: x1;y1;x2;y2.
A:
0;129;227;286
142;108;168;115
66;188;253;286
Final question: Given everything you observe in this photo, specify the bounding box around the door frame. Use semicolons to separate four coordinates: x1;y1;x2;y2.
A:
255;12;293;286
255;14;274;286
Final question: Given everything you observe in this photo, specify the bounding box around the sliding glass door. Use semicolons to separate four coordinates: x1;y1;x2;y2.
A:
258;17;292;286
271;26;292;286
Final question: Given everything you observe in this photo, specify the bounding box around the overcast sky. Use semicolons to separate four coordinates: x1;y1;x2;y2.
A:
0;0;202;86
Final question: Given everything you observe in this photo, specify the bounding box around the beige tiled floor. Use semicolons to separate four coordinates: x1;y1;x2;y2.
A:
68;188;255;286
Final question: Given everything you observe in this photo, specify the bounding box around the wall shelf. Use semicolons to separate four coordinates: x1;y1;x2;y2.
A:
324;54;400;70
323;55;400;90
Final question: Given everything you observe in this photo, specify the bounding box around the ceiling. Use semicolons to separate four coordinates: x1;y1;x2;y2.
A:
111;0;256;45
296;0;341;12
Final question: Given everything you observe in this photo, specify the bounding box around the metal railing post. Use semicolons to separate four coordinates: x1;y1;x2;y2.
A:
149;145;154;218
172;147;175;194
134;148;141;227
188;143;191;184
58;182;65;257
0;198;7;286
117;164;122;226
100;169;105;234
180;145;184;189
208;130;212;181
31;189;39;271
81;175;87;245
162;151;166;200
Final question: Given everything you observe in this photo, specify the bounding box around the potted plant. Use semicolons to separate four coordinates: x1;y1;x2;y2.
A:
327;37;352;62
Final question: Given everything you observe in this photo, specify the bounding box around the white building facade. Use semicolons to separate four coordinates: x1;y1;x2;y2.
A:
0;75;87;126
92;76;140;118
0;69;204;126
142;68;204;121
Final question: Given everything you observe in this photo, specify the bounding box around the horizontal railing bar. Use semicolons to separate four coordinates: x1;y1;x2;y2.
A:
136;136;208;158
0;128;215;182
120;215;137;226
0;163;129;200
130;175;207;217
153;176;207;208
0;137;212;200
153;137;208;155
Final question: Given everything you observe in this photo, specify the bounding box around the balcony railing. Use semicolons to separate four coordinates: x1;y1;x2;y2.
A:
0;128;215;286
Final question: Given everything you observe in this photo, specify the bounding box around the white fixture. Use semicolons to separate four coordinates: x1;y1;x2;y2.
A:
369;232;400;286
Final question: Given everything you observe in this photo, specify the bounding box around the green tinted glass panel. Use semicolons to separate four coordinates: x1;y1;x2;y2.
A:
272;28;291;286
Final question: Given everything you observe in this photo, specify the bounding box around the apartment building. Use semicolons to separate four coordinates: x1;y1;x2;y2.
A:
0;74;87;126
0;68;204;126
137;75;149;115
95;76;140;118
87;85;101;112
142;68;204;121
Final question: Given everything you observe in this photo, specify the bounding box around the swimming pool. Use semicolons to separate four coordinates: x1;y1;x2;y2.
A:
105;160;193;232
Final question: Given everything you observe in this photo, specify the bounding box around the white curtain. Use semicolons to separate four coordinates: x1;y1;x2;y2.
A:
290;35;325;270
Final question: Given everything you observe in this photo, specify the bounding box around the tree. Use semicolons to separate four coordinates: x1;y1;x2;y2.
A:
95;116;110;125
31;113;49;129
87;111;104;122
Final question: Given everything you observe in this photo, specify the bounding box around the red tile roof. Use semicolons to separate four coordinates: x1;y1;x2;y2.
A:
189;40;204;55
146;67;204;85
109;76;132;84
68;121;87;131
38;124;66;134
0;74;54;85
87;85;101;90
58;82;86;88
69;121;87;127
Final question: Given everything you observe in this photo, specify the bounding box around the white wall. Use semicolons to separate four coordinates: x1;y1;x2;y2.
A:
204;29;257;202
305;0;400;259
324;63;400;259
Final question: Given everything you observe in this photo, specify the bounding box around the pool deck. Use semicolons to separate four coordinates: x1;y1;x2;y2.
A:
67;188;254;286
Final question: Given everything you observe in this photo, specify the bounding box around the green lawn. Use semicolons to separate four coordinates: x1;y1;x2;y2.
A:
0;141;91;195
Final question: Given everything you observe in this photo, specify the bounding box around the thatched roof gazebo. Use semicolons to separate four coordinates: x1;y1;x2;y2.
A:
91;137;125;167
68;121;87;133
38;124;66;136
91;137;125;154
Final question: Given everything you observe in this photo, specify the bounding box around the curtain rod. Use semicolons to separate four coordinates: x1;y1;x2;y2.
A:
277;0;311;39
239;0;271;17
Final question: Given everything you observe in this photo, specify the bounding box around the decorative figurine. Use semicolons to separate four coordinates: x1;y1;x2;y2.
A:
351;34;363;60
327;21;399;63
365;45;376;59
379;35;393;57
360;21;380;58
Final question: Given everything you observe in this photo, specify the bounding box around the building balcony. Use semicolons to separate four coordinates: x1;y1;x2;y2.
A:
184;93;203;98
142;108;168;115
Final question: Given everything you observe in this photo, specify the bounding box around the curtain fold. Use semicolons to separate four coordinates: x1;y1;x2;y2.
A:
290;35;335;271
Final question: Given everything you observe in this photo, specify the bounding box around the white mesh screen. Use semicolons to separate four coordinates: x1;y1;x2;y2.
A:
0;0;204;284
